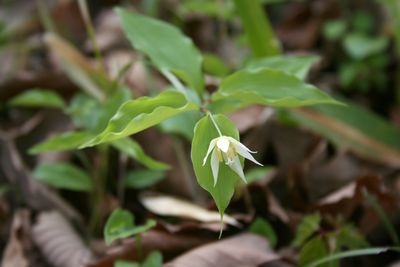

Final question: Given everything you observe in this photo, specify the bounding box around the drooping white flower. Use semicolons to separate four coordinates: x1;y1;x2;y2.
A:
203;135;263;186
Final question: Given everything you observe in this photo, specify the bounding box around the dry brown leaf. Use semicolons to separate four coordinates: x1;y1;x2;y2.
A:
1;210;31;267
32;211;94;267
87;230;213;267
140;193;240;227
164;233;279;267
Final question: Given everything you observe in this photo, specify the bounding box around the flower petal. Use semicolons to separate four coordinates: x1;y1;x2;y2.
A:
211;149;220;186
228;156;247;183
203;138;217;166
216;136;230;153
227;137;257;153
230;138;263;166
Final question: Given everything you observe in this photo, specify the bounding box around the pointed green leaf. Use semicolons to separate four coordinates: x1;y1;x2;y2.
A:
249;217;277;248
112;138;169;170
115;261;140;267
246;55;320;81
33;163;93;192
29;131;95;154
233;0;281;57
8;89;65;109
299;236;330;267
104;208;156;245
142;251;163;267
116;8;204;95
81;91;198;147
211;69;341;113
292;213;321;247
191;114;242;216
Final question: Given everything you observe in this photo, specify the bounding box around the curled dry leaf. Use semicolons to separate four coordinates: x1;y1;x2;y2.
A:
164;233;279;267
32;211;94;267
315;175;398;233
140;193;240;227
1;210;31;267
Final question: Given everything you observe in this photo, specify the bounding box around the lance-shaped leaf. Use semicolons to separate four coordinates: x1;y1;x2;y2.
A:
211;68;341;113
81;91;198;147
246;55;320;81
191;114;243;217
104;209;156;245
33;163;93;192
8;89;65;109
29;131;95;154
116;8;204;95
289;100;400;167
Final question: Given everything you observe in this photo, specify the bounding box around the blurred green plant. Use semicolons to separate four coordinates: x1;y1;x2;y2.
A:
323;11;389;93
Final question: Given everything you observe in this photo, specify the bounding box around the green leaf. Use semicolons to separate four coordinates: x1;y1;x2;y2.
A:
343;33;388;60
245;166;274;183
115;261;140;267
211;69;341;113
202;53;230;77
68;93;100;131
191;114;242;217
322;20;347;41
289;99;400;167
142;251;163;267
299;236;330;267
8;89;65;109
335;225;369;250
112;138;169;170
95;88;132;132
125;170;165;189
249;217;277;248
81;90;198;147
29;131;95;154
305;247;391;267
33;163;93;192
116;8;204;95
246;55;320;81
292;213;321;247
233;0;281;57
178;0;233;19
104;208;156;245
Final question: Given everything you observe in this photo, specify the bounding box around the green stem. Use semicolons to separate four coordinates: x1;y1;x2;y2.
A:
207;112;223;137
135;233;143;260
77;0;105;70
89;144;109;235
161;69;187;95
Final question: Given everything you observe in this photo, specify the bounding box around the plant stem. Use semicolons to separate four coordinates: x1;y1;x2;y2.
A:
89;144;109;235
77;0;105;70
161;69;187;95
135;233;143;260
207;112;223;137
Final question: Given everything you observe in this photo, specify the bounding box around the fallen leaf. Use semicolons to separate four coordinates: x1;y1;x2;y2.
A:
164;233;279;267
140;193;240;227
32;211;94;267
1;210;31;267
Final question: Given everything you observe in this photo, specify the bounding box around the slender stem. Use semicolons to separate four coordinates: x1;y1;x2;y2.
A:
161;69;187;94
135;233;143;260
77;0;105;70
207;112;223;137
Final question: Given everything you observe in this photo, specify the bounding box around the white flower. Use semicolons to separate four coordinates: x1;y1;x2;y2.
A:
203;136;263;186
